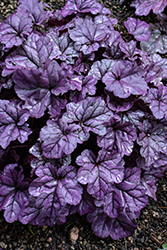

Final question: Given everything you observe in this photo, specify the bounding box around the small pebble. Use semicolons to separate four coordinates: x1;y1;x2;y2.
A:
46;237;52;243
69;226;79;244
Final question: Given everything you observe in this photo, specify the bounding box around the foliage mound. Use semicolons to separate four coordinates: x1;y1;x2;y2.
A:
0;0;167;240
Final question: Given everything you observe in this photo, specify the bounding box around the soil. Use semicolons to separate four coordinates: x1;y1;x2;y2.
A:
0;0;167;250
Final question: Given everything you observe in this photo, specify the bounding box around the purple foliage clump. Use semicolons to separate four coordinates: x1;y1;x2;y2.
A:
0;0;167;240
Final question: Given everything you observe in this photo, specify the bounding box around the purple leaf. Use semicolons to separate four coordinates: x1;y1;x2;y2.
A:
76;149;124;200
19;196;69;226
0;164;30;223
40;119;82;159
146;85;167;119
88;59;115;80
97;119;137;156
0;11;32;50
47;32;78;64
140;23;167;54
87;208;138;239
137;121;167;166
71;189;96;216
124;17;151;41
102;60;148;98
0;100;32;149
114;167;148;212
69;18;106;54
3;33;61;76
131;0;167;15
62;97;113;140
13;61;70;118
29;163;83;206
61;0;103;17
17;0;50;25
106;92;135;112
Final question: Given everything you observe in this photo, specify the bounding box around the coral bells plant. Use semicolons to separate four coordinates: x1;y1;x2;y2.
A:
0;0;167;240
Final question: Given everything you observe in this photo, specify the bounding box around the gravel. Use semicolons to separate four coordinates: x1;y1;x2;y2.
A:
0;0;167;249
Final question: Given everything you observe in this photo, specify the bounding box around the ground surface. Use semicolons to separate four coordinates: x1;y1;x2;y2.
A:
0;0;167;250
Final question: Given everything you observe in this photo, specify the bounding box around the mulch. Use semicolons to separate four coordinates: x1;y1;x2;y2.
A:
0;0;167;249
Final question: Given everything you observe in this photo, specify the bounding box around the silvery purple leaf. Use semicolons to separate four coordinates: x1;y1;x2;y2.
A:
106;92;135;112
17;0;50;25
76;149;124;200
29;141;71;174
87;208;138;239
80;75;97;98
124;17;151;41
137;121;167;166
69;18;106;54
71;189;95;216
97;120;137;156
23;33;61;67
102;60;148;98
61;0;103;17
88;59;115;80
29;163;82;206
19;196;69;226
13;61;70;118
146;85;167;119
3;32;61;76
94;15;117;31
114;167;148;212
0;100;31;149
119;40;147;61
62;97;113;140
140;23;167;54
141;53;167;86
47;32;78;64
141;174;157;200
40;119;82;159
69;75;97;103
122;109;145;130
0;11;32;49
73;52;95;74
48;96;67;119
0;164;30;223
131;0;167;15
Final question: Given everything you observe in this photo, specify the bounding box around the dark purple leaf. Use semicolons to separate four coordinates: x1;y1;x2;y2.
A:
40;119;82;159
29;163;83;206
0;164;30;223
97;119;137;156
146;85;167;119
13;61;70;118
71;189;96;216
76;149;124;200
62;97;113;140
102;60;148;98
114;167;148;212
106;92;135;112
17;0;50;25
0;11;32;49
87;208;138;239
3;33;61;76
140;23;167;54
69;18;106;54
124;17;151;41
131;0;167;15
61;0;103;17
19;196;69;226
47;32;79;64
0;100;31;149
88;59;115;81
137;121;167;166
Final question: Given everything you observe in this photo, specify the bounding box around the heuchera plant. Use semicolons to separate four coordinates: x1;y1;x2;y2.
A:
0;0;167;240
